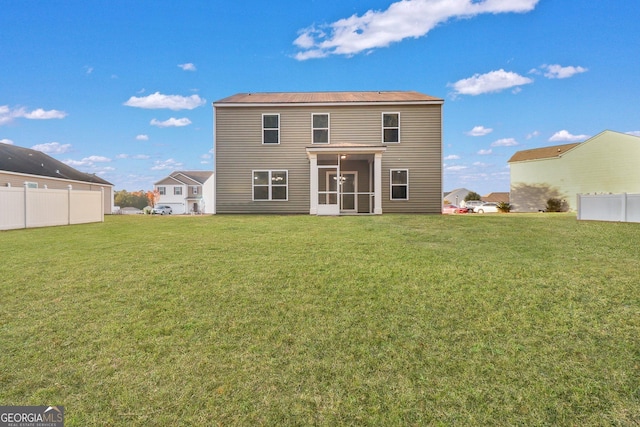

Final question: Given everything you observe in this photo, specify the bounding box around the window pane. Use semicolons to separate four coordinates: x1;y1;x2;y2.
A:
313;114;328;128
271;171;287;185
313;129;328;143
263;115;278;128
392;186;407;200
254;186;269;200
264;129;279;144
272;186;287;200
384;128;399;143
254;171;269;185
383;113;398;127
391;170;407;185
174;187;182;195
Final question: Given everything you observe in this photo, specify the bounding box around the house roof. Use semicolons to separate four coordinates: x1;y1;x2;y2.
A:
154;170;213;186
214;91;443;106
482;192;510;203
0;143;113;185
508;142;581;163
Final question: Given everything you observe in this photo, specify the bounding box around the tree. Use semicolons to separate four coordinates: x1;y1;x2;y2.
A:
114;190;149;209
146;190;160;208
464;191;482;202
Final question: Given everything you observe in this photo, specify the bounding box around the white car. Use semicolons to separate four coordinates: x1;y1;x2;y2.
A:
473;202;499;213
152;205;173;215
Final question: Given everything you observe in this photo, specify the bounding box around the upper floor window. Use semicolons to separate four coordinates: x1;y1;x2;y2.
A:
158;186;166;195
25;182;38;189
253;170;288;201
263;114;280;144
382;113;400;143
174;187;183;196
312;113;329;144
191;186;199;195
390;169;408;200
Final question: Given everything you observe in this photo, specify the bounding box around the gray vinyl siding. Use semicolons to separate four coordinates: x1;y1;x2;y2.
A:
215;103;442;214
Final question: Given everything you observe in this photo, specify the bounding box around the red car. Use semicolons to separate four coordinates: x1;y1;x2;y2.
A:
442;204;469;214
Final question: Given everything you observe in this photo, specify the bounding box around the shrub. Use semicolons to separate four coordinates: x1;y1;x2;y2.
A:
546;198;569;212
497;202;512;213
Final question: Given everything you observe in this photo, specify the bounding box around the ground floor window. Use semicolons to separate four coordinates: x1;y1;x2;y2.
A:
390;169;408;200
253;170;288;201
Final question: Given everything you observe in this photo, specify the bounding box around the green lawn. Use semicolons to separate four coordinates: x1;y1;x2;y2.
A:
1;214;639;426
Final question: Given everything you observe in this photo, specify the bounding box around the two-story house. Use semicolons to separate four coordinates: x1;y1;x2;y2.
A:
213;91;443;215
153;170;214;214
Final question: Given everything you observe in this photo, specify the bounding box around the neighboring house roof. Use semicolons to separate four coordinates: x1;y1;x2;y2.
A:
214;91;443;105
508;142;581;163
0;143;113;185
154;170;213;186
482;192;510;203
443;188;472;204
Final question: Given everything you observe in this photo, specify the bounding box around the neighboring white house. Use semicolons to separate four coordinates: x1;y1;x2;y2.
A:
508;130;640;212
153;171;214;214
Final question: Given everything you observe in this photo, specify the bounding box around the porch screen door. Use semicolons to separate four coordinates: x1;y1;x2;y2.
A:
317;166;339;215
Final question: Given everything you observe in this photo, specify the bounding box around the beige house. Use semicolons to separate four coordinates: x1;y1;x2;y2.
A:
0;143;113;214
213;91;443;215
508;130;640;212
154;171;215;214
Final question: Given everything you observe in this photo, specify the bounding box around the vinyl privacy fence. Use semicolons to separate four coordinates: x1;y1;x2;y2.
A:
0;185;104;230
577;193;640;223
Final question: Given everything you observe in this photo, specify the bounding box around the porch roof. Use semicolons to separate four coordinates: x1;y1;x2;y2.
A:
306;144;387;159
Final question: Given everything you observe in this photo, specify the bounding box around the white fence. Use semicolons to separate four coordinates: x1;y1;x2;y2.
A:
577;193;640;223
0;185;104;230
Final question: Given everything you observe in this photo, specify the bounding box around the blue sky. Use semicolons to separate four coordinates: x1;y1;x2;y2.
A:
1;0;638;195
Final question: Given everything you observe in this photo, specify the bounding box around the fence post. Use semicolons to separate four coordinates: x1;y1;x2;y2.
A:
68;185;72;225
622;193;627;222
101;187;105;222
23;182;28;228
576;194;581;220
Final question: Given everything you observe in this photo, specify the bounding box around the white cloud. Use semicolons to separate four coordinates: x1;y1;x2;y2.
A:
446;165;467;171
625;131;640;137
136;134;149;141
178;63;197;71
450;69;533;96
549;130;590;142
466;125;493;136
0;138;14;145
526;131;540;139
64;155;111;167
294;0;539;60
444;154;460;160
473;161;489;167
491;138;519;147
151;158;183;171
150;117;192;128
541;64;588;79
478;149;493;155
1;105;67;125
124;92;205;110
22;108;68;120
31;142;72;154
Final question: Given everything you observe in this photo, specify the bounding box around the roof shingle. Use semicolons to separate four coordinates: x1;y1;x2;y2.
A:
215;91;443;105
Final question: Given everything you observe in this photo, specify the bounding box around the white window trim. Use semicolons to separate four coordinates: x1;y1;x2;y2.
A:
382;112;401;144
390;169;409;200
311;113;330;144
262;113;280;145
252;170;289;201
158;186;166;195
174;186;183;196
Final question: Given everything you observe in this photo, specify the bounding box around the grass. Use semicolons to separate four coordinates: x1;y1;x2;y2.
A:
1;213;639;426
